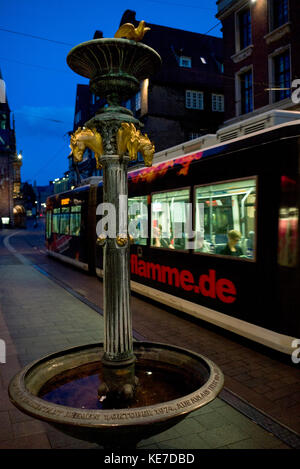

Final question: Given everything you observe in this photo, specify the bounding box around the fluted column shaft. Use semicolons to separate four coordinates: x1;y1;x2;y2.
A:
100;155;134;365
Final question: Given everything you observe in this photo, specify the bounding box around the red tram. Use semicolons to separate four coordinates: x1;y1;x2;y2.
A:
46;121;300;355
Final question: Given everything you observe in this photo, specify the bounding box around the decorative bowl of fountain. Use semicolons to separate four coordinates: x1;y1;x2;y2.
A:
67;38;161;101
9;342;223;448
8;21;224;449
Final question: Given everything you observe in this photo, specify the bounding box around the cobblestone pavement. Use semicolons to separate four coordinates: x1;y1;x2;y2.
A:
0;224;298;449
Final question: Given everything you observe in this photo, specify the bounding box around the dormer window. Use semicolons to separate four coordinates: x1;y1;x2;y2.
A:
180;56;192;68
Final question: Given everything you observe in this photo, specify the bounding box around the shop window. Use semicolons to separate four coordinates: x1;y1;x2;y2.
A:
194;178;256;260
128;196;148;245
151;189;190;250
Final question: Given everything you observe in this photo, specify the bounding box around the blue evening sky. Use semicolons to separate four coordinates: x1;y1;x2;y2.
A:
1;0;222;186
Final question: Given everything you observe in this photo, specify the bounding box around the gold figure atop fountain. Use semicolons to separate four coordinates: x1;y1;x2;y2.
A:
114;20;150;42
117;122;155;166
69;127;104;169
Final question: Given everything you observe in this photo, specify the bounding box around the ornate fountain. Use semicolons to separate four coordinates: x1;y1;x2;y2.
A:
8;21;223;449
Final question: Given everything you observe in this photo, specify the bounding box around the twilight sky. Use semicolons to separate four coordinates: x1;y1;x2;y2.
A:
1;0;222;186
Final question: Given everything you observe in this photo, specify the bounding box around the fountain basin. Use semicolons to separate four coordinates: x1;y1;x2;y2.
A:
9;342;223;448
67;39;162;99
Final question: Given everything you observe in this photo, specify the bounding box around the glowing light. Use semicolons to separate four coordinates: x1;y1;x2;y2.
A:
61;198;70;205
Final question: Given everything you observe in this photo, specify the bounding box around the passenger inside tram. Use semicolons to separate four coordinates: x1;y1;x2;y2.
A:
152;224;174;249
219;230;244;257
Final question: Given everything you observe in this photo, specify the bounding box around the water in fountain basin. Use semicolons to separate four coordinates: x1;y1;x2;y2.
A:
39;360;207;410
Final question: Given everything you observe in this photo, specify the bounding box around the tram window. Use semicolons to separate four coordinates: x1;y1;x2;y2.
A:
278;176;299;267
46;211;52;239
194;178;256;259
70;205;81;236
151;189;190;250
60;207;70;235
52;208;60;234
128;196;148;245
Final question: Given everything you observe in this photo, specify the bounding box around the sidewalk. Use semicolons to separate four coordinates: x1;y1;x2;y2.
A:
0;233;292;449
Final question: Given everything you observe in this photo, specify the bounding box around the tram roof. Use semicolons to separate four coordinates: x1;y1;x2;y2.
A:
128;119;300;181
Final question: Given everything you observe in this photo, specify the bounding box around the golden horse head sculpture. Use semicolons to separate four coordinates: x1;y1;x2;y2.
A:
69;127;104;169
117;122;155;167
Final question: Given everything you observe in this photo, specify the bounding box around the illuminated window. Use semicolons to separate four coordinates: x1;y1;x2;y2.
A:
180;56;192;68
46;211;52;239
70;205;81;236
194;178;256;260
60;207;70;235
151;189;190;250
128;196;148;245
52;208;60;234
186;90;204;110
212;94;224;112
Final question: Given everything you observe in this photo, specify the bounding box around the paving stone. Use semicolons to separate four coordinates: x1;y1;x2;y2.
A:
0;432;51;449
0;411;13;441
157;435;212;449
12;419;46;438
199;423;251;447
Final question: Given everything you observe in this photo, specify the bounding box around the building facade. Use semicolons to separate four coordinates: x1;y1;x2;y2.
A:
216;0;300;124
0;69;25;227
119;10;225;152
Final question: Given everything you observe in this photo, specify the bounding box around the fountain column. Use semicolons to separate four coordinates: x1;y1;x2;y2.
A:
98;154;136;398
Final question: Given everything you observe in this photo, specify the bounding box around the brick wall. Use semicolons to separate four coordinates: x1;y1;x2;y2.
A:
218;0;300;122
